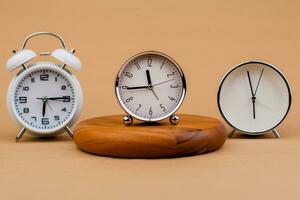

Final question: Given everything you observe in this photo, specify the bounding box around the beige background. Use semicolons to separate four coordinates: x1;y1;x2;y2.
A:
1;0;300;199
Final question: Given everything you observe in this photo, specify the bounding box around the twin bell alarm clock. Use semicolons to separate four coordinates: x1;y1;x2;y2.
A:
6;32;83;142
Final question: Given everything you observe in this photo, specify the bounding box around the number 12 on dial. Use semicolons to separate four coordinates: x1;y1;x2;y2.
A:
115;51;186;125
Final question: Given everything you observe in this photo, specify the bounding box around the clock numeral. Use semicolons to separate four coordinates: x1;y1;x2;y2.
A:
125;72;133;79
23;108;29;113
121;86;128;89
62;107;67;112
63;96;71;102
41;118;49;125
23;86;29;91
170;85;179;88
160;104;166;112
134;61;141;70
19;96;27;104
136;104;142;111
160;60;165;69
54;115;60;121
55;77;58;82
168;96;176;101
61;85;67;90
31;78;35;83
149;107;153;116
147;57;152;67
40;74;49;81
126;97;133;102
167;71;176;78
31;116;37;121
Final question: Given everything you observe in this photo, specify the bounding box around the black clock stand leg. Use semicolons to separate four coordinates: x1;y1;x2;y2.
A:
228;129;236;138
123;115;133;126
65;126;74;139
272;129;280;138
16;127;26;142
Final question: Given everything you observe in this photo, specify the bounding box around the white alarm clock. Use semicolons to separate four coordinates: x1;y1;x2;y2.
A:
115;51;186;125
217;61;291;138
6;32;83;142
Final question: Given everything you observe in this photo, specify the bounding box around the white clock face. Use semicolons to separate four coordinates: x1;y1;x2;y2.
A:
116;52;186;121
218;61;291;134
10;64;78;134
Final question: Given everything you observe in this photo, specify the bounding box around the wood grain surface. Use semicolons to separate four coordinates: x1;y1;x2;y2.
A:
73;114;227;158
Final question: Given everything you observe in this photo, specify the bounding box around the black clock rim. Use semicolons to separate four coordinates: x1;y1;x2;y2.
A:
217;60;292;135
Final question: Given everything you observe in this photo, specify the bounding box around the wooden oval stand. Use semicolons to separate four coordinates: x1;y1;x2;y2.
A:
73;114;227;158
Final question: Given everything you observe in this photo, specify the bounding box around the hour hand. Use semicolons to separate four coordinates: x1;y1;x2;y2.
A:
48;96;70;101
37;96;70;102
146;70;152;85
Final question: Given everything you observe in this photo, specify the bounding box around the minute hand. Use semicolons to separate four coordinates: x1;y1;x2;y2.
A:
152;79;175;87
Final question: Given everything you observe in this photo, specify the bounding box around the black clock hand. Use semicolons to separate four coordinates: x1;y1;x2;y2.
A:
247;71;256;119
126;86;149;90
42;100;46;117
252;97;256;119
247;71;255;97
146;70;160;100
254;69;264;96
146;70;152;86
37;96;70;101
48;96;70;101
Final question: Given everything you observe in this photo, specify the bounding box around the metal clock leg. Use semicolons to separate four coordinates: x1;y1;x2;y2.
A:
169;114;180;125
272;129;280;138
16;127;27;142
65;126;73;138
228;129;236;138
123;115;133;126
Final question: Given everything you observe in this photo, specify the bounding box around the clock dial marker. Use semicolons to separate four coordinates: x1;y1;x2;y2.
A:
134;61;141;70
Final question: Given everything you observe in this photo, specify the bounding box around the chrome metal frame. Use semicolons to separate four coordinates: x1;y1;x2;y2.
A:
21;32;67;51
115;51;186;124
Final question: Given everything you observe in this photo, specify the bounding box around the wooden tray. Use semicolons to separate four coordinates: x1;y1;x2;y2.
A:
73;114;227;158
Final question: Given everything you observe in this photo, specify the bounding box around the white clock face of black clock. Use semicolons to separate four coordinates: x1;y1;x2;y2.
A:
218;61;291;134
116;52;186;121
13;67;76;132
